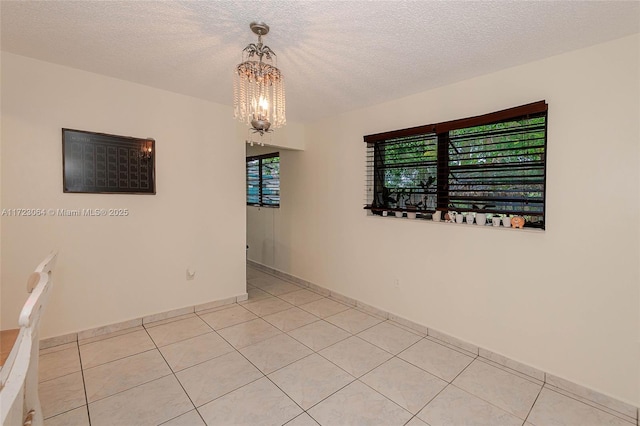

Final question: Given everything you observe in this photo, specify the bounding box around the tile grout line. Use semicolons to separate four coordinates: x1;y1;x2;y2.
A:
259;288;352;327
258;267;471;354
254;266;639;424
239;302;357;384
38;369;81;385
286;320;351;354
355;376;416;418
190;319;283;414
411;382;457;425
313;338;387;379
442;357;545;423
447;350;478;384
79;347;159;372
140;323;205;425
195;303;260;330
85;371;176;406
74;306;530;426
42;268;637;425
45;278;397;423
401;416;417;426
252;263;640;422
539;384;637;425
321;311;385;336
246;300;366;423
261;311;323;333
284;316;405;418
541;369;635;422
75;340;92;426
42;307;465;424
78;327;184;406
59;286;364;420
38;342;89;423
522;385;544;425
295;336;422;422
143;330;213;352
385;336;475;384
407;351;540;422
383;342;474;419
262;371;309;420
158;342;233;374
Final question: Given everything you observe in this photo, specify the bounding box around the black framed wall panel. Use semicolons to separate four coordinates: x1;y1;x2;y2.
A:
62;128;156;194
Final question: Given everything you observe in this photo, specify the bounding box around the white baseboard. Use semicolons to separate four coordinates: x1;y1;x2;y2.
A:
247;259;639;422
40;292;247;348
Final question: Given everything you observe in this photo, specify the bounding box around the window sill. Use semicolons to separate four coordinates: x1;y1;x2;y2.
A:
366;213;544;232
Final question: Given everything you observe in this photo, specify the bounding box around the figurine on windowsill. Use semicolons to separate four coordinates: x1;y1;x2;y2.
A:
445;211;457;223
512;216;525;229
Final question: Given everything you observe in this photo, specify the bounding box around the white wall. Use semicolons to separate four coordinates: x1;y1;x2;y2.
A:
247;35;640;405
1;53;247;339
237;120;306;152
246;145;293;269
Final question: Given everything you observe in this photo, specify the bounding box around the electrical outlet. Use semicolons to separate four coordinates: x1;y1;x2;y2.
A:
186;269;196;281
394;278;400;288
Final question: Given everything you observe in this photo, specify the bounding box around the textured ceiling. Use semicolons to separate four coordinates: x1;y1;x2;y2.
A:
2;1;639;124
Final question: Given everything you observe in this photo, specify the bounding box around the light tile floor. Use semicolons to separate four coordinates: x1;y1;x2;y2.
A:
40;266;636;426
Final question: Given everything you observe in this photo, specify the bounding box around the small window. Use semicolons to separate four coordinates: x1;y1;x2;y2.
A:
246;153;280;207
365;101;547;228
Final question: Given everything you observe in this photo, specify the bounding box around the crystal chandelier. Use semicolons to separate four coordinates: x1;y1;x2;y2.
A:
234;22;286;144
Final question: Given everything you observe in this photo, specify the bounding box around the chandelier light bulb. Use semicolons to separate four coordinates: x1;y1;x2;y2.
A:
257;96;269;116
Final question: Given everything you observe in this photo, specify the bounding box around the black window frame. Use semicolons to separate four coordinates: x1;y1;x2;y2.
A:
246;152;280;207
364;101;548;229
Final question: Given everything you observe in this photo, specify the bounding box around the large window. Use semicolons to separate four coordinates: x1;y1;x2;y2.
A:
246;153;280;207
365;101;547;228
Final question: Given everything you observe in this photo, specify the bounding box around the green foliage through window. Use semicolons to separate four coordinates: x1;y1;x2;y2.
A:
247;153;280;207
364;102;547;228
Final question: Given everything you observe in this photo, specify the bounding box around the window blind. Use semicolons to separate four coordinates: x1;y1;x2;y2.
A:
246;153;280;207
364;101;548;228
447;114;546;220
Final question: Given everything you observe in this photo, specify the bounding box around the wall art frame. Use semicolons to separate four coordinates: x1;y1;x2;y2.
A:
62;128;156;194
